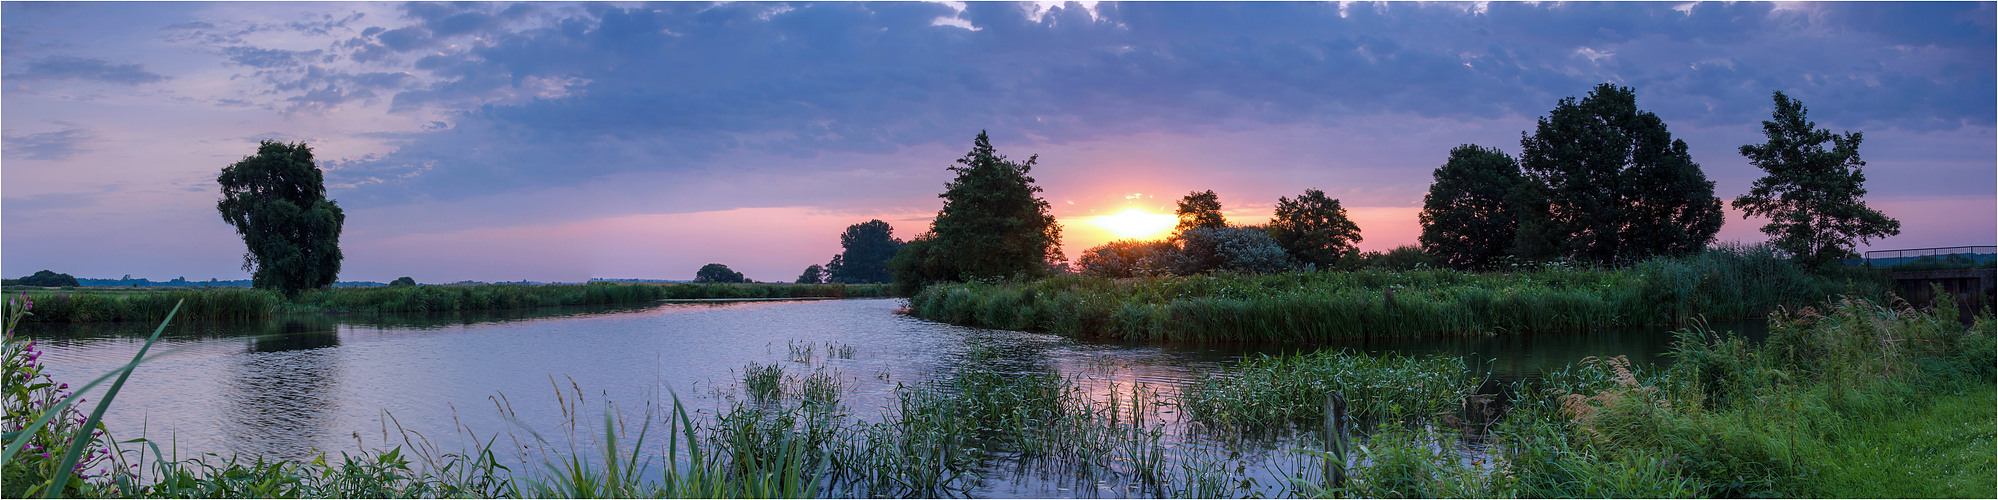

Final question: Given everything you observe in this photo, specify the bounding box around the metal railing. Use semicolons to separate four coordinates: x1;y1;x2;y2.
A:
1861;246;1998;269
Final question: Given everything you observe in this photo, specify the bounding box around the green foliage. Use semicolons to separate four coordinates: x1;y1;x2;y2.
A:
1269;188;1363;268
794;264;828;284
1735;91;1901;269
1517;83;1724;265
694;263;749;283
4;296;128;498
1497;297;1996;498
1173;190;1227;234
1358;245;1438;271
910;245;1883;341
217;141;346;298
12;283;889;322
925;131;1063;282
16;288;280;323
826;220;904;284
1419;145;1523;270
388;277;416;287
1182;349;1471;428
1173;226;1296;275
1076;239;1179;278
885;236;944;296
15;271;79;288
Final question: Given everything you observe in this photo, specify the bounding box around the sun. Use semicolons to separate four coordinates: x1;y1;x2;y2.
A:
1092;208;1177;240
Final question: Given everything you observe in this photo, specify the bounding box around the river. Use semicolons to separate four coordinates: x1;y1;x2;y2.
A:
20;298;1763;497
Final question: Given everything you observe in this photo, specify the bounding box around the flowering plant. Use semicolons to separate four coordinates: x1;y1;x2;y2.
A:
3;293;130;497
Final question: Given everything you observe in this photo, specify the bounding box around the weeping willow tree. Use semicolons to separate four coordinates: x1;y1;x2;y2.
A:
217;140;345;298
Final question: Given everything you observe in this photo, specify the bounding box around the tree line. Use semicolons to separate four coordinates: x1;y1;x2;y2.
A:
199;83;1896;297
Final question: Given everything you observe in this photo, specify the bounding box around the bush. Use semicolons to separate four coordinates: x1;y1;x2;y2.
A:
1175;226;1296;275
1076;240;1179;278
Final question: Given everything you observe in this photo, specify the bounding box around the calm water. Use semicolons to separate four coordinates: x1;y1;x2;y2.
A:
21;298;1762;497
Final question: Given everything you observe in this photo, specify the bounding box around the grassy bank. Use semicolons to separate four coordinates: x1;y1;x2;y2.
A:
6;282;892;323
910;245;1889;341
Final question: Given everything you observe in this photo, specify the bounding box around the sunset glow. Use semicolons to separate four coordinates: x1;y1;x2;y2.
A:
1091;208;1178;240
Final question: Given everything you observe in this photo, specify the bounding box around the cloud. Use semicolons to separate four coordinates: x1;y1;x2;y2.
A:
4;56;166;85
2;128;92;160
311;1;1982;207
222;46;313;68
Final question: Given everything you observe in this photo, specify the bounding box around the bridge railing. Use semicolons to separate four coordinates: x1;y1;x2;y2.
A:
1859;246;1998;270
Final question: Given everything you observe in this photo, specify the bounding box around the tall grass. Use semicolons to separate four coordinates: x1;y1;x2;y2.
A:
1181;350;1473;428
14;282;893;323
15;289;279;324
910;244;1887;341
1488;294;1995;498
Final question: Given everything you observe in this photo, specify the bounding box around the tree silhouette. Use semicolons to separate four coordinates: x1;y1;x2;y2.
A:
1735;91;1899;268
1174;190;1227;235
1420;145;1523;270
925;131;1062;282
1517;84;1723;264
695;263;748;283
217;141;345;297
1269;189;1362;268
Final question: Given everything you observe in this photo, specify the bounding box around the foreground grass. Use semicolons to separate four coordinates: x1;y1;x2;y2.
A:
911;244;1889;341
9;282;891;323
1813;383;1996;498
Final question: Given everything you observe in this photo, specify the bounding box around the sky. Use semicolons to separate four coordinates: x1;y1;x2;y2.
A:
3;1;1993;283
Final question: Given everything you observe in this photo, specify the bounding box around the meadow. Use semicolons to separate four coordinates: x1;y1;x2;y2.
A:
910;245;1893;341
2;282;892;323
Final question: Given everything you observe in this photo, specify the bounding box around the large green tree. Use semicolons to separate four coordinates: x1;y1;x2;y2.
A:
827;219;904;284
1174;190;1227;235
1734;91;1900;268
1419;145;1524;270
1518;83;1723;264
925;131;1062;282
1268;188;1362;268
217;140;346;297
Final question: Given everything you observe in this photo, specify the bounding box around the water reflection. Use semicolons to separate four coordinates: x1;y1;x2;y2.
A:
222;317;342;460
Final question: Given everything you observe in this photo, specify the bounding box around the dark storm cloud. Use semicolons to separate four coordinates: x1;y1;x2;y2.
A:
296;1;1991;207
4;56;166;85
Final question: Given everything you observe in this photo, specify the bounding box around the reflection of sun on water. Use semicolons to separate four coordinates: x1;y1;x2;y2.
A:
1092;208;1177;240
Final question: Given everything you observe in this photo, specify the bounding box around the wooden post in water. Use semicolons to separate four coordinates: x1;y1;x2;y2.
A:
1324;391;1349;491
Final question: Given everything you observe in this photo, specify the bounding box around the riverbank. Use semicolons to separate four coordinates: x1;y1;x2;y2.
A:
7;292;1988;498
3;282;892;323
909;246;1891;341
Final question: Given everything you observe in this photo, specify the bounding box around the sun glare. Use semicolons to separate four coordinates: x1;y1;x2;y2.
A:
1092;208;1177;240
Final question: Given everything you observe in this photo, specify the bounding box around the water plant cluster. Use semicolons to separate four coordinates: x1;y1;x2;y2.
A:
8;282;892;324
911;244;1887;341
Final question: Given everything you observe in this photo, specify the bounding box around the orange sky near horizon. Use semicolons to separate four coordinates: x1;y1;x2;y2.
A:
335;191;1988;283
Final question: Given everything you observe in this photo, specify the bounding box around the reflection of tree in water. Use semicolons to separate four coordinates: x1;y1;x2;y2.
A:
221;317;341;461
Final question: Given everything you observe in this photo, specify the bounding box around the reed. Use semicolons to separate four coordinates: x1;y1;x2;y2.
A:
1181;349;1474;428
909;244;1884;341
12;282;895;323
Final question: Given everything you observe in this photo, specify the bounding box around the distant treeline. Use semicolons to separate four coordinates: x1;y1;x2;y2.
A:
11;282;890;323
908;245;1890;342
